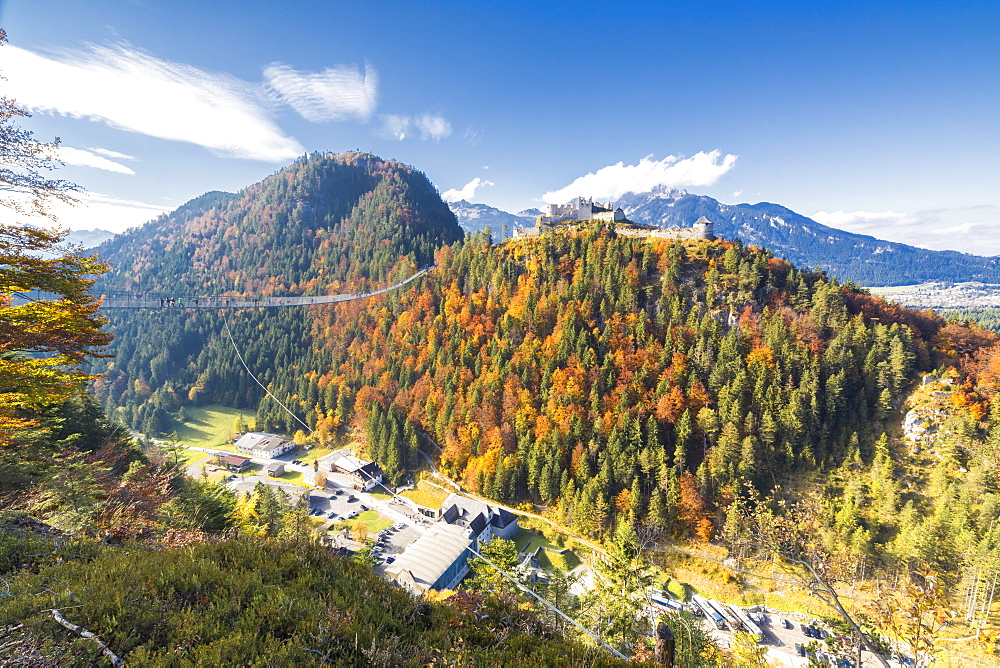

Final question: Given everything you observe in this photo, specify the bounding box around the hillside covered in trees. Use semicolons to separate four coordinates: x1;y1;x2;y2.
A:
89;148;1000;571
95;151;462;296
83;153;1000;659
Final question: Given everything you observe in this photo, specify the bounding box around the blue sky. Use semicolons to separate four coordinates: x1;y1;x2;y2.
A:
1;0;998;255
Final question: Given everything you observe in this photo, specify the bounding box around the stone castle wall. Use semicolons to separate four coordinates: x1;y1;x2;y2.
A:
616;225;714;241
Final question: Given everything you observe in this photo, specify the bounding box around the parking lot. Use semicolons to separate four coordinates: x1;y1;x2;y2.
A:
699;608;883;667
307;482;372;524
224;467;308;501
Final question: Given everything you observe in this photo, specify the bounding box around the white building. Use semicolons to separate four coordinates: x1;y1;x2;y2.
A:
330;454;384;491
234;432;296;459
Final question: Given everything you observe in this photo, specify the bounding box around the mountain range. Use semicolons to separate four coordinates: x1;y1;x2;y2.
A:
616;186;1000;286
446;199;536;236
449;187;1000;287
63;227;116;249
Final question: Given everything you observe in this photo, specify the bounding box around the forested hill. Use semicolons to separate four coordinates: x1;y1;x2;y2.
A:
93;151;463;296
90;151;462;435
91;210;999;558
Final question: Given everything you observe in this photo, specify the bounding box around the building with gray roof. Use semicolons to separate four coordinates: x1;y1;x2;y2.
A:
384;523;473;595
440;493;519;544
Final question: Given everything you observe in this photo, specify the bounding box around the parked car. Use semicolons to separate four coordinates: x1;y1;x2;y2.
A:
781;618;793;629
794;643;805;657
385;556;395;564
327;511;337;518
802;624;813;637
359;504;369;511
347;495;357;502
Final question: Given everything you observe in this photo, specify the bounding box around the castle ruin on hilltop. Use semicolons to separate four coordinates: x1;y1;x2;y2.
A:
514;196;716;241
539;197;627;225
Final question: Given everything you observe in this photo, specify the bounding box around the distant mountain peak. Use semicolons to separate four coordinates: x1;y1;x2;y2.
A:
636;184;688;200
615;187;1000;286
63;228;116;249
447;200;535;235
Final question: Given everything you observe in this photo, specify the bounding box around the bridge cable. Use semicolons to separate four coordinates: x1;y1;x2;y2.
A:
222;315;312;435
219;311;631;662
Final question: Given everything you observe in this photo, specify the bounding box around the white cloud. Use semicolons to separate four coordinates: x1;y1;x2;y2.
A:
811;207;1000;255
57;146;135;174
732;189;744;198
375;113;451;141
415;114;451;141
3;43;304;162
811;210;909;233
89;147;135;160
263;62;378;122
376;114;410;141
542;150;738;204
0;190;172;233
442;177;494;203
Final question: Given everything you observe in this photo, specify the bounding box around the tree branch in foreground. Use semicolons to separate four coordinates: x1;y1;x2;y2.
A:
46;608;123;666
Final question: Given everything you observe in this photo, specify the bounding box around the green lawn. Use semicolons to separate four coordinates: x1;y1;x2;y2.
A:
303;445;334;460
366;518;394;533
664;577;689;602
275;470;311;487
514;527;559;553
399;481;449;510
536;549;580;572
160;446;209;468
171;405;249;449
514;528;580;572
344;511;393;536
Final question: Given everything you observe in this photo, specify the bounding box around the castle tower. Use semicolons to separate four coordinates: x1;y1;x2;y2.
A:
692;216;715;240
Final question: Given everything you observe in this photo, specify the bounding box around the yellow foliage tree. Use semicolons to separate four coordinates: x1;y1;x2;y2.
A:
0;36;113;444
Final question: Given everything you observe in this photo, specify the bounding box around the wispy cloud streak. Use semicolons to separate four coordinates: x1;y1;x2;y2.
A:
264;62;378;122
4;43;304;162
57;146;135;174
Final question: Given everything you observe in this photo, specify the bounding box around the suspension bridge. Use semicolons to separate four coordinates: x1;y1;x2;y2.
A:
97;266;433;309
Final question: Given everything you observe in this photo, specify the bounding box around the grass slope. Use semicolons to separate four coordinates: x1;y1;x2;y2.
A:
0;528;625;666
171;405;248;449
